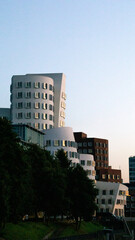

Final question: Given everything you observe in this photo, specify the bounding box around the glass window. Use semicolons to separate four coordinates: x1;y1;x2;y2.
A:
42;123;47;130
83;142;87;147
46;140;51;146
34;92;40;98
42;93;47;99
87;161;92;166
42;113;47;120
101;199;105;204
17;92;23;98
49;94;53;101
61;101;66;109
49;84;53;91
42;83;47;89
25;102;31;109
17;112;23;119
34;123;40;129
25;112;31;119
42;103;47;109
25;92;31;98
62;140;65;147
108;199;112;204
34;102;40;109
88;149;92;154
81;160;85;166
83;149;87;154
25;82;31;88
17;82;22;88
54;140;60;146
110;190;113;195
17;102;23;109
34;112;40;119
87;170;92;175
49;115;53;121
49;104;53;111
78;142;82;147
34;82;40;88
102;190;106;195
88;142;92;146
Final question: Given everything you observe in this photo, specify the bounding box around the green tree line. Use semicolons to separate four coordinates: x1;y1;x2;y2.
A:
0;118;97;231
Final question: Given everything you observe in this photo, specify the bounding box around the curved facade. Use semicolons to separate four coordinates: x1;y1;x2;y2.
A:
10;73;66;130
79;154;96;180
43;127;80;165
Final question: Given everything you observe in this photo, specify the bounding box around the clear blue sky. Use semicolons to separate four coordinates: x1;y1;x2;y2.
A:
1;0;135;182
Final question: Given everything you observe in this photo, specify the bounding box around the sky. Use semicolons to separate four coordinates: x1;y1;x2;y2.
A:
1;0;135;182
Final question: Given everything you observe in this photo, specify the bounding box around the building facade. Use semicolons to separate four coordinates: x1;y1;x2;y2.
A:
12;124;44;148
129;156;135;183
10;73;66;130
96;181;128;217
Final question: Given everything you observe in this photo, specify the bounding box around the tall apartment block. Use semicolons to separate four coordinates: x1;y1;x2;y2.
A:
129;156;135;183
74;132;122;183
10;73;66;130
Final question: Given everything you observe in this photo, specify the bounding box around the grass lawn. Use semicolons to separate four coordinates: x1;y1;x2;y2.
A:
1;221;103;240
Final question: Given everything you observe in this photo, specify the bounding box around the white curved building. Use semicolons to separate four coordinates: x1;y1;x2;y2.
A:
79;154;96;180
10;73;66;130
43;127;80;165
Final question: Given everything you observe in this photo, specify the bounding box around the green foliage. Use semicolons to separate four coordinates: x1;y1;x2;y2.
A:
0;118;98;233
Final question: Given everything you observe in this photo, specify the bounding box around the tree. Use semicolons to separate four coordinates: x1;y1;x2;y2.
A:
68;164;97;229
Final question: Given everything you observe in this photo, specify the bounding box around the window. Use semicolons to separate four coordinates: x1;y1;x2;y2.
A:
42;103;47;109
25;92;31;98
42;123;47;130
49;104;53;111
88;149;92;154
62;140;66;147
102;174;106;180
25;102;31;109
54;140;60;146
49;84;53;91
42;93;47;99
34;102;40;109
83;142;87;147
81;160;85;166
60;120;65;127
49;125;53;129
34;112;40;119
49;115;53;121
17;102;23;109
42;113;47;120
83;149;87;154
102;190;106;195
34;92;40;98
49;94;53;101
62;92;66;100
25;82;31;88
42;83;47;89
17;92;23;98
46;140;51;146
17;112;23;119
110;190;113;195
17;82;22;88
101;199;105;204
25;112;31;119
87;160;92;166
61;101;66;109
108;199;112;204
108;174;111;179
117;199;121;204
34;82;40;88
87;170;92;175
34;123;40;129
88;142;92;146
78;142;82;147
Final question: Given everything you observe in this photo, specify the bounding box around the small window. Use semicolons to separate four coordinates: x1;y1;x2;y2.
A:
49;125;53;129
17;112;23;119
88;142;92;146
101;199;105;204
25;82;31;88
61;101;66;109
42;93;47;99
49;105;53;111
25;112;31;119
108;199;112;204
81;160;85;166
83;142;87;147
34;112;40;119
34;123;40;129
25;92;31;98
34;92;40;98
102;190;106;195
87;170;92;175
42;123;47;130
34;82;40;88
49;84;53;91
17;92;23;98
17;102;23;109
54;140;60;146
34;102;40;109
78;142;82;147
17;82;22;88
110;190;113;195
88;149;92;154
42;103;47;109
25;102;31;109
87;160;92;166
42;83;47;89
42;113;47;120
49;94;53;101
49;115;53;121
